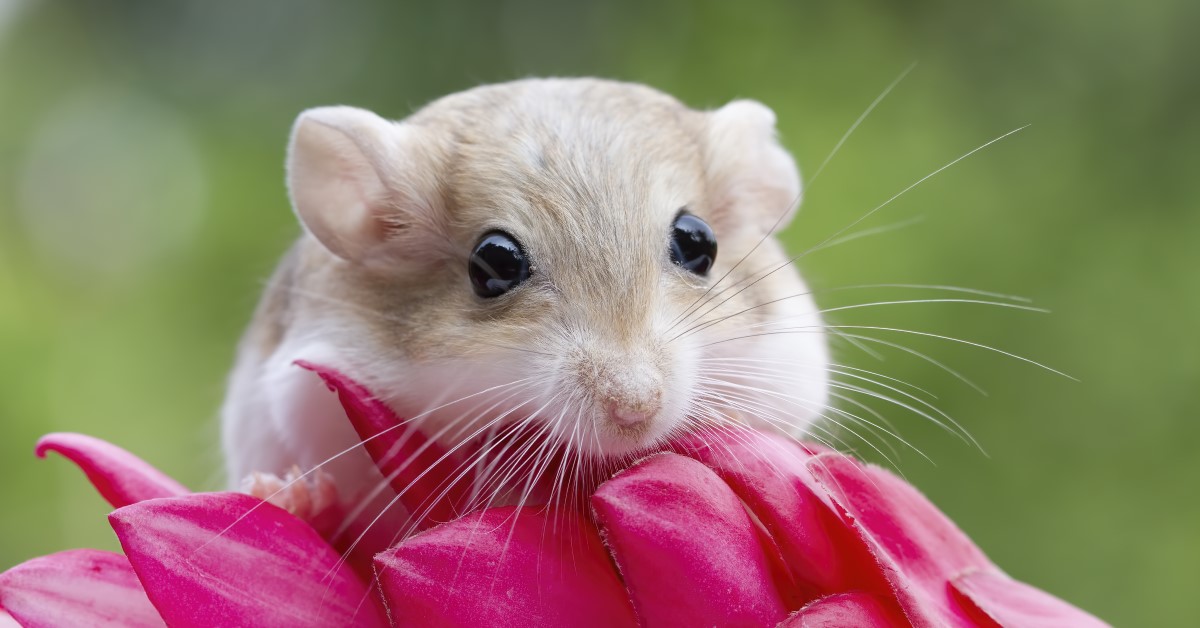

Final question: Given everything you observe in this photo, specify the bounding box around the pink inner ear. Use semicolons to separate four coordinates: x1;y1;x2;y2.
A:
287;108;392;263
35;432;188;509
294;361;473;532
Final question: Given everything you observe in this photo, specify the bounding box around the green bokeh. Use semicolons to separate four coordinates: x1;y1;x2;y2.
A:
1;1;1196;625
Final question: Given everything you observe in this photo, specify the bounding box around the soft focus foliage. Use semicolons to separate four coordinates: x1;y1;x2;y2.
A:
0;2;1195;625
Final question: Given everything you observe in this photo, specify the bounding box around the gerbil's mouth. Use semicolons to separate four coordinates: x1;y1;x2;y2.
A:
449;397;670;459
607;419;655;441
584;415;677;461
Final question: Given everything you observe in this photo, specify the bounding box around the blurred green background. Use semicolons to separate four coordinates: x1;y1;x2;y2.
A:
1;1;1196;624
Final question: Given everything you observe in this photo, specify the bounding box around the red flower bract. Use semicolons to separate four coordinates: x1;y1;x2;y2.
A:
0;364;1106;627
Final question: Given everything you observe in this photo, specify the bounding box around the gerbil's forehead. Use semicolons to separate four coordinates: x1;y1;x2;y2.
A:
428;81;709;271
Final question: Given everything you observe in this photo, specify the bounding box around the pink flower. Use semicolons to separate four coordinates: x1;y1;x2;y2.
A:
373;429;1108;626
0;433;389;627
0;365;1106;627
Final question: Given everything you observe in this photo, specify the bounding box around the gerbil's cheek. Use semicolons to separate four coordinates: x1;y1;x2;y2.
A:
681;270;831;439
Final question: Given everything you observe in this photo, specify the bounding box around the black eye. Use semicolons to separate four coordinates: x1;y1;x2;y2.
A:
669;212;717;276
469;231;531;298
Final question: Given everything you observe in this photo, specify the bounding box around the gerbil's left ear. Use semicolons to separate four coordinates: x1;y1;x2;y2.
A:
287;105;449;270
702;100;802;234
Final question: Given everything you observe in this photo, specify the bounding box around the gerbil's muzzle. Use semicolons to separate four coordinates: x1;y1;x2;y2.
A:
574;350;664;430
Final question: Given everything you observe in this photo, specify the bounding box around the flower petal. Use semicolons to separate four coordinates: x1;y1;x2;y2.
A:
950;570;1108;627
673;429;1099;626
670;430;885;600
781;592;908;627
296;361;470;530
805;454;993;624
592;452;789;626
35;433;188;508
109;492;386;627
0;549;163;628
376;506;637;627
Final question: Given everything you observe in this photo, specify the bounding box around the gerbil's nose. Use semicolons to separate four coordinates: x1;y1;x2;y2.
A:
581;354;664;428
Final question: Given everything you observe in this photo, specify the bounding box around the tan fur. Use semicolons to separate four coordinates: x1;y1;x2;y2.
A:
222;78;828;505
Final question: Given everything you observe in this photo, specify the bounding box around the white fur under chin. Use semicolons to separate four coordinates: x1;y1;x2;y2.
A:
703;288;830;440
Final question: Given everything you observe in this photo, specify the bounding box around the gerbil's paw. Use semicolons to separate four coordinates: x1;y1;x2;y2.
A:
242;467;342;538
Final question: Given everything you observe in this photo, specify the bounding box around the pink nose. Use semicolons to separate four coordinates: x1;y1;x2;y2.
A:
606;400;658;427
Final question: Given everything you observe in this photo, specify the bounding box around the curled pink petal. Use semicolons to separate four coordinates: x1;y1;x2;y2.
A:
0;549;163;628
376;506;637;627
782;591;907;627
592;453;789;626
296;361;470;530
806;454;992;624
110;492;386;628
35;433;188;508
951;570;1107;627
671;430;885;600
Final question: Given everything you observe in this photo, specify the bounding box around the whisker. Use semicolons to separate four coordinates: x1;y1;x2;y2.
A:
826;324;1075;380
806;125;1031;255
332;380;539;542
195;375;537;557
674;295;1047;344
696;369;935;464
699;326;986;394
699;355;938;399
695;375;909;467
807;62;918;185
822;283;1034;303
694;387;871;464
668;64;920;334
816;215;926;250
697;352;983;450
830;327;887;361
668;125;1031;337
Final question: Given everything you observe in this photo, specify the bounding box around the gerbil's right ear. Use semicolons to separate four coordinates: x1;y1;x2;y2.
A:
702;100;802;234
287;106;447;268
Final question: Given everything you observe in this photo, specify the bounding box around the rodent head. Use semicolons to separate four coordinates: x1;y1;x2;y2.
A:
285;78;828;461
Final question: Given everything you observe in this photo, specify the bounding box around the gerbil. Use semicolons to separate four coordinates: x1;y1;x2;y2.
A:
221;78;829;526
